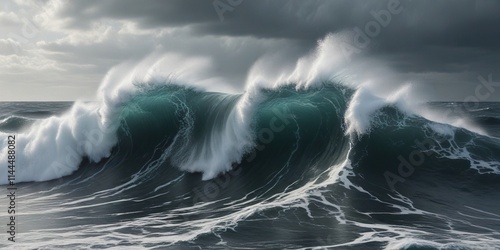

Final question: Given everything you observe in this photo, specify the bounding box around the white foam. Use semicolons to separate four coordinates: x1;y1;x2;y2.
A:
169;90;259;180
0;53;238;184
1;32;496;184
344;88;386;135
0;101;119;184
0;49;272;184
423;125;500;175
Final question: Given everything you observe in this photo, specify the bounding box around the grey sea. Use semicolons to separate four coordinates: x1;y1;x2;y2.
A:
0;85;500;249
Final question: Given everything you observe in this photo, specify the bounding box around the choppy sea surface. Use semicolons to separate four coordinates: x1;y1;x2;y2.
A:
0;85;499;249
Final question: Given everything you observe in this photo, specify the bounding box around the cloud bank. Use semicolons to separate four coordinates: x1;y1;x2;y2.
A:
1;0;499;101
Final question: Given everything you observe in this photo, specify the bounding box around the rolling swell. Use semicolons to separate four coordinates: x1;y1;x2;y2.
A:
347;105;500;241
0;115;34;131
348;105;500;200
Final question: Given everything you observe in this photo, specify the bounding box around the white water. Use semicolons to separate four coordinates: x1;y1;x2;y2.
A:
0;53;259;184
0;32;494;184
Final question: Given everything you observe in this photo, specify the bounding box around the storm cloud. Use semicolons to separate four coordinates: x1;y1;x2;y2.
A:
1;0;499;100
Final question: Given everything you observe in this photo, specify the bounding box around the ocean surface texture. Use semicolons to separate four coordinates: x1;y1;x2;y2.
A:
0;83;499;249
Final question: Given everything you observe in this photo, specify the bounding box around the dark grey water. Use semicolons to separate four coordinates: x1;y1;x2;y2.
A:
0;93;499;249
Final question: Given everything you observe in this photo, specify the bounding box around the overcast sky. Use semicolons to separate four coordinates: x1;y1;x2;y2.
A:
1;0;499;101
